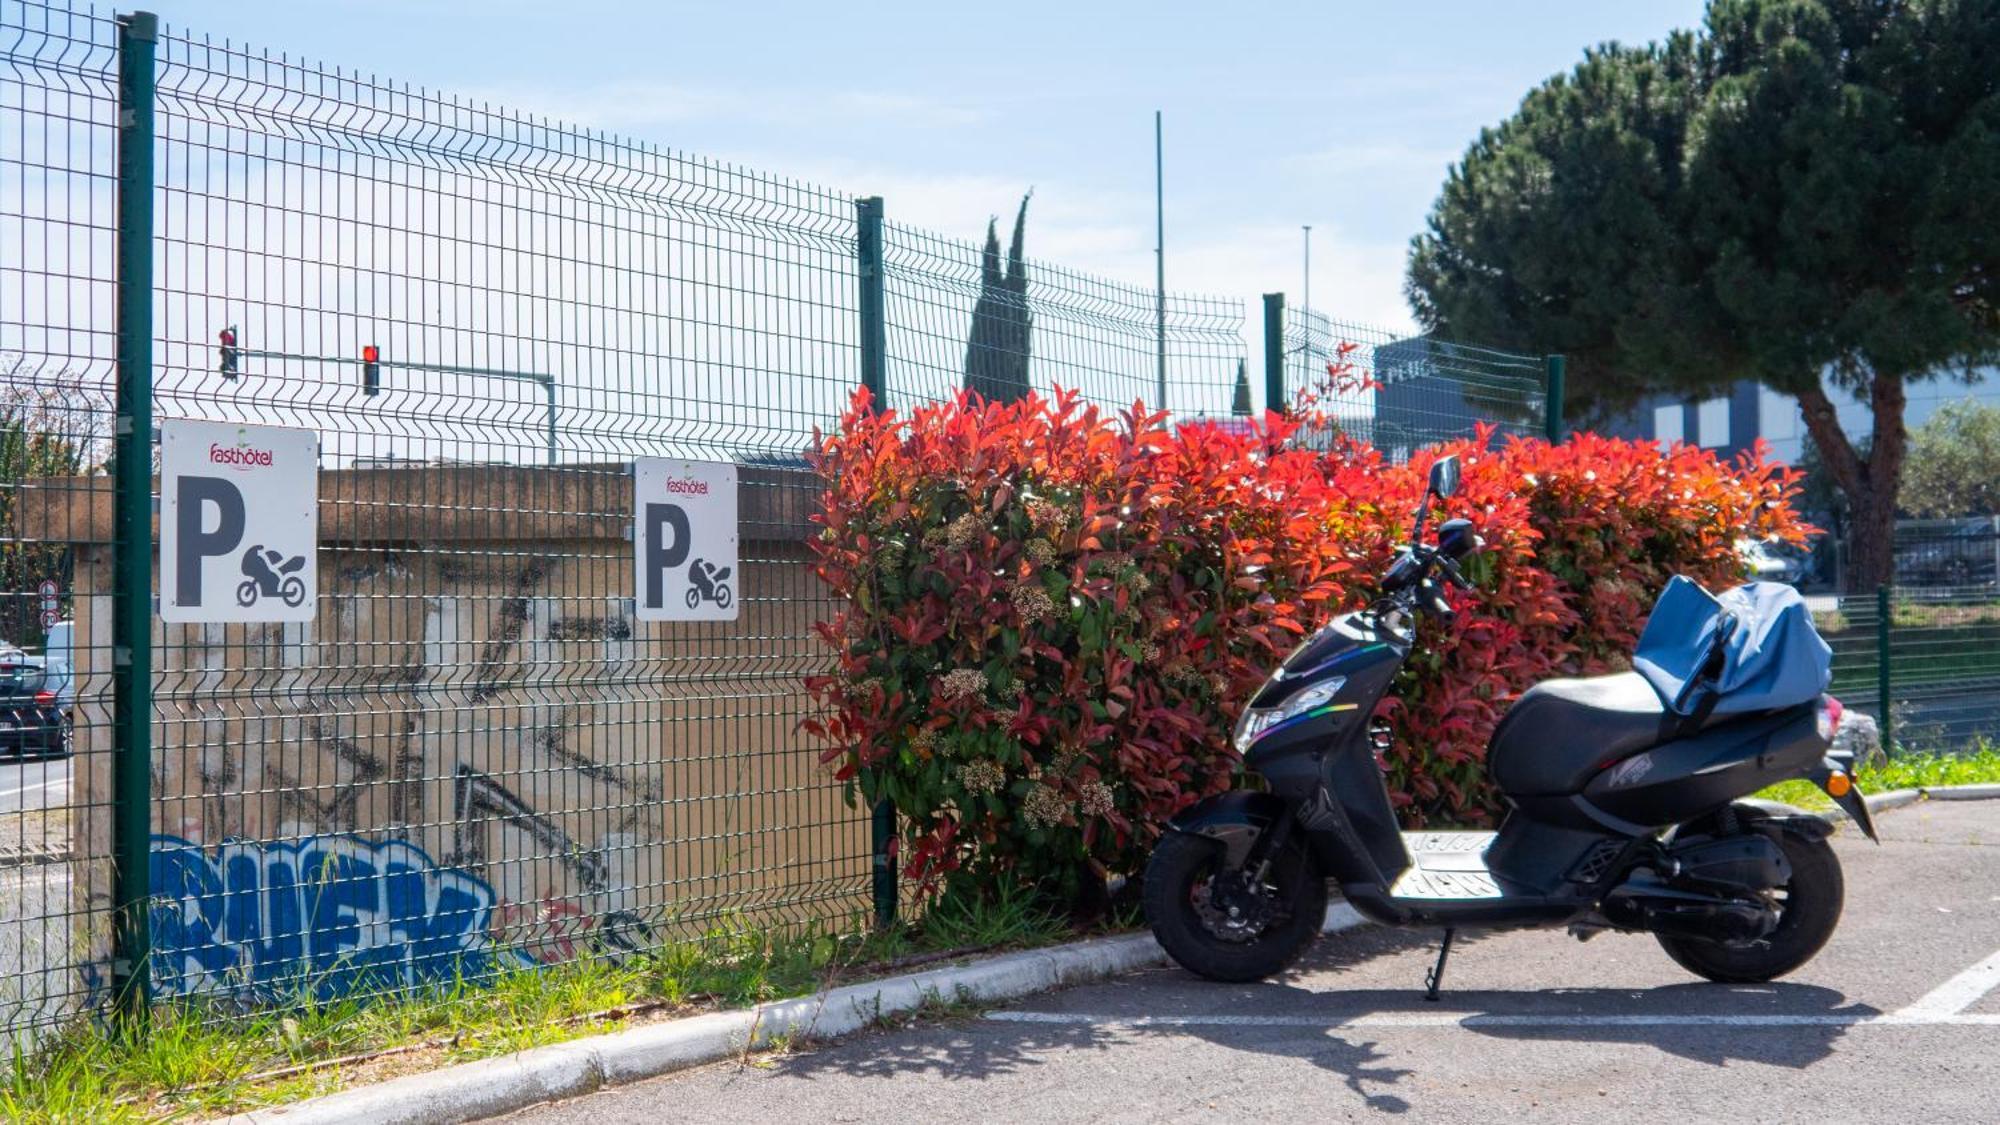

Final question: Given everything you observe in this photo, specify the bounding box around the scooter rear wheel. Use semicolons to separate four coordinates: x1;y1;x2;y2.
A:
1145;830;1325;983
1656;828;1844;984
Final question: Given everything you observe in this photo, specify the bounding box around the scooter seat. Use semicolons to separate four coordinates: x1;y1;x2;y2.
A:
1487;671;1720;796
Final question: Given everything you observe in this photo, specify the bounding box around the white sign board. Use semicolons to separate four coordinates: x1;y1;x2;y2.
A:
38;580;58;628
633;458;738;622
160;419;319;623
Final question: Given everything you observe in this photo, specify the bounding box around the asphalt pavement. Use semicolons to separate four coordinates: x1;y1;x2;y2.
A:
0;756;69;815
0;754;77;1055
503;799;2000;1125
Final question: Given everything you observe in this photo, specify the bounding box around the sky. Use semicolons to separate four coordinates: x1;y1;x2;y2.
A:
148;0;1711;337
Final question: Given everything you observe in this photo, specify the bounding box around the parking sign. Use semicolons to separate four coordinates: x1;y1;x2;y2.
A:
633;458;738;622
159;419;320;623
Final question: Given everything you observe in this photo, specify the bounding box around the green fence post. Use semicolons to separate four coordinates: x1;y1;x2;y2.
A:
1543;354;1567;444
1262;293;1285;415
855;195;895;928
856;197;887;406
112;9;158;1022
1877;584;1894;758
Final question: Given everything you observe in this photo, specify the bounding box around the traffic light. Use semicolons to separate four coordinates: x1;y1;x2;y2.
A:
362;344;380;396
218;326;239;378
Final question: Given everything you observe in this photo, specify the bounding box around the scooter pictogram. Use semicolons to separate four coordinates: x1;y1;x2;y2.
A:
685;558;733;610
236;544;308;608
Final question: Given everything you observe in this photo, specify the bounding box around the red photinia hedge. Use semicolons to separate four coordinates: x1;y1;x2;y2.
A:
803;389;1808;903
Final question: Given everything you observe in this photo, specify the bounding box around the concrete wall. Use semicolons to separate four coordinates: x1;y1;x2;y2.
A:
29;464;868;998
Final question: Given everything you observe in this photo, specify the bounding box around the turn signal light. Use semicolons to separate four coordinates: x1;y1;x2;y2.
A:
1826;771;1852;798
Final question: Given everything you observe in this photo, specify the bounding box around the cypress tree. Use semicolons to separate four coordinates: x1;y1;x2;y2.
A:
963;193;1033;404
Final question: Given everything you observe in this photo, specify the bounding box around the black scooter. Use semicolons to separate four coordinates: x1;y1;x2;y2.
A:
1144;454;1874;994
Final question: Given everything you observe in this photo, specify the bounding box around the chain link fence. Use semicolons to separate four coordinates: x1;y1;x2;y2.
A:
0;0;1564;1038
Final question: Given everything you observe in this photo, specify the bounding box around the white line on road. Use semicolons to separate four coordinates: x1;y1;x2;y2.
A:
986;1010;2000;1030
0;778;66;802
1895;946;2000;1019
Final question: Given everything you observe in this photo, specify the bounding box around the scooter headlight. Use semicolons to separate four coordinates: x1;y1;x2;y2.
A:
1232;677;1346;754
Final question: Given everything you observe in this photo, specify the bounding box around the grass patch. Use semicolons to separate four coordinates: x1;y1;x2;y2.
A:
0;888;1099;1122
1757;742;2000;811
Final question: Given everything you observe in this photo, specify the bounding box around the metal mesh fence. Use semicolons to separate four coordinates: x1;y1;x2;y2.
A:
0;0;120;1049
1822;588;2000;755
880;220;1247;421
1281;302;1547;460
0;0;1564;1037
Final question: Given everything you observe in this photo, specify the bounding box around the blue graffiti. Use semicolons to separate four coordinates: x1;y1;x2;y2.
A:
149;834;528;1001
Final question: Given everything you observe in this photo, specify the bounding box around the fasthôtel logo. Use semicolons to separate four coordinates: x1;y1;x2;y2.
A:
663;475;710;497
209;428;274;472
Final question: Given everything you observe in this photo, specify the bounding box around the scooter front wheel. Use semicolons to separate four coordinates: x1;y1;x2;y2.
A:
1145;830;1326;983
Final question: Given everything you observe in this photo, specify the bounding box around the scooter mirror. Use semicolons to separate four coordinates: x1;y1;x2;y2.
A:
1427;454;1461;500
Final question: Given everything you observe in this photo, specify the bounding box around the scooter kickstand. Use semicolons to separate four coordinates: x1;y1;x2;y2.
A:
1423;928;1456;1002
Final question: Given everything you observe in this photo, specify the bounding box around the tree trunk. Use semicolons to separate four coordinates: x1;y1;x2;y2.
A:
1794;374;1908;592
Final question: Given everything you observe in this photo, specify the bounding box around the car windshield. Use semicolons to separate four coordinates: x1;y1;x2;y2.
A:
0;664;47;696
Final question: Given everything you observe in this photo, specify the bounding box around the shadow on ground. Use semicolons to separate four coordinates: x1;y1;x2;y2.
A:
768;921;1876;1115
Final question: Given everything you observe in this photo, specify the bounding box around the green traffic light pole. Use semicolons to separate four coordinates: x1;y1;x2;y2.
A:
229;347;559;464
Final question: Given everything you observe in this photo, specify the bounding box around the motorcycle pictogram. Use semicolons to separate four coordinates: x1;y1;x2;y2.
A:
685;558;733;610
236;544;308;609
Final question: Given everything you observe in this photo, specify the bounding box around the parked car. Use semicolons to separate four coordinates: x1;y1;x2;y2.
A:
41;619;73;710
1893;525;1999;589
1737;537;1808;585
0;657;69;758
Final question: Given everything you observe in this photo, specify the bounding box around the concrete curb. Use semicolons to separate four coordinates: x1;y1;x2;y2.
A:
221;904;1367;1124
1920;783;2000;801
1810;782;2000;828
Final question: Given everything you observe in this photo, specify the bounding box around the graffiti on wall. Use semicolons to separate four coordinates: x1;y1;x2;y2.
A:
149;834;527;1001
135;554;673;1002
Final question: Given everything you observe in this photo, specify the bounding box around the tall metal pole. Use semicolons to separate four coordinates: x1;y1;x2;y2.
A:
854;195;894;928
112;9;159;1022
1154;111;1166;413
1877;584;1894;758
1302;225;1311;315
1300;225;1312;397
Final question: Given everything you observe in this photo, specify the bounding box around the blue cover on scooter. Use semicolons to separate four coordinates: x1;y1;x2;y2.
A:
1632;576;1831;717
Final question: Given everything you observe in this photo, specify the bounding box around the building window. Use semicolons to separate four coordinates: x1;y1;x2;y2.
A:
1698;397;1729;448
1653;405;1683;446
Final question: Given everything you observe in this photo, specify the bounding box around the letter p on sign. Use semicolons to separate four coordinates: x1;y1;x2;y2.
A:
159;419;320;624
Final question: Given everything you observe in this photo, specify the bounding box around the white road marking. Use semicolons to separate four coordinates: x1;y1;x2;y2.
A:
1895;947;2000;1019
0;778;66;802
986;1010;2000;1030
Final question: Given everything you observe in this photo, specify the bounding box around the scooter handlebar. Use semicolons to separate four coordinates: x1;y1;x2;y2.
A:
1419;578;1455;621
